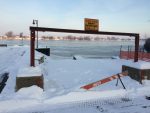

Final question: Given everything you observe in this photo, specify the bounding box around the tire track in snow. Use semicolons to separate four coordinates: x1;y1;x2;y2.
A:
10;96;150;113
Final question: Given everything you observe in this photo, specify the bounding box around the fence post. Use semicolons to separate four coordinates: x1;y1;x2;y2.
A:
120;45;122;58
127;46;129;60
129;46;132;59
142;47;144;60
134;34;139;62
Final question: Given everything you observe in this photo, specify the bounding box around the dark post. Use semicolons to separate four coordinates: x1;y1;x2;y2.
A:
119;45;122;58
129;46;132;59
134;34;140;62
127;46;130;60
30;30;35;66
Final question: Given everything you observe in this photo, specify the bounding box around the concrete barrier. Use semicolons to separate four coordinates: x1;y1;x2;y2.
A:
122;65;150;84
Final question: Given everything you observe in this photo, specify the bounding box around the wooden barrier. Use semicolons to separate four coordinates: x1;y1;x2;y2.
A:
122;65;150;84
81;71;128;90
16;75;44;91
16;67;44;91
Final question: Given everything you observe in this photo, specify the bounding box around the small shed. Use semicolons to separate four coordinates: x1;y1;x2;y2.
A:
16;67;44;91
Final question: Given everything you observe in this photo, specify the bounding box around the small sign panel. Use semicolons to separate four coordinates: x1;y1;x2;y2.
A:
84;18;99;31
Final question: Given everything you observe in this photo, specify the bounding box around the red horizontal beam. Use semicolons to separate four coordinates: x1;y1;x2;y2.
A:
30;27;138;37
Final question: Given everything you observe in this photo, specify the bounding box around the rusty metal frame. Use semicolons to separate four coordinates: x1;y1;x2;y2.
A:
30;27;140;66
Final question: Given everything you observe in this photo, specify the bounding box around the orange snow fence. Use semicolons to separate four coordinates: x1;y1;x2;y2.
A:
120;51;150;62
81;71;128;90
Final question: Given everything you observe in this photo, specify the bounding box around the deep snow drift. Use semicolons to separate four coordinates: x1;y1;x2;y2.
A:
0;46;150;113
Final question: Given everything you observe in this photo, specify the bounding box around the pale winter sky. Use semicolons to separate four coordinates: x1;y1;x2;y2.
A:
0;0;150;37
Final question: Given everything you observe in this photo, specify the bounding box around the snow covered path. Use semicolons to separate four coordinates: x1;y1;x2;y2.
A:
2;90;150;113
0;46;29;94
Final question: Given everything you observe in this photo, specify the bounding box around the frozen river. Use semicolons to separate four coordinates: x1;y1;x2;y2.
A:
0;40;143;58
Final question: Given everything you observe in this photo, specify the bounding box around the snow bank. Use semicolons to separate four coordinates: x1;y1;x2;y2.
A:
35;53;43;59
124;61;150;69
142;80;150;86
17;67;42;77
45;58;144;92
15;85;43;99
45;90;127;104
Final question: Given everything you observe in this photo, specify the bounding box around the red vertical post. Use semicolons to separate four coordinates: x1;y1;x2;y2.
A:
134;34;139;62
30;30;35;66
127;46;129;60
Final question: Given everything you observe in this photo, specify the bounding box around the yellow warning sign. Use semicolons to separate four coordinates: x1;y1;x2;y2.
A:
84;18;99;31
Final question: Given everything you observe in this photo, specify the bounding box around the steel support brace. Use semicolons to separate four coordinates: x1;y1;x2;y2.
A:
117;74;126;89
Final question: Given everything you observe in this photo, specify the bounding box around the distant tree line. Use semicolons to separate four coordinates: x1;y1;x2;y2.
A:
41;35;137;41
4;31;24;38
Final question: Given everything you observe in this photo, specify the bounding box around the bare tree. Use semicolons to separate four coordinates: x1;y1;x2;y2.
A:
5;31;13;37
19;32;23;37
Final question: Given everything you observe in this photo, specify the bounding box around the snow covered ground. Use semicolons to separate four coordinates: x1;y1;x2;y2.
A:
0;46;150;113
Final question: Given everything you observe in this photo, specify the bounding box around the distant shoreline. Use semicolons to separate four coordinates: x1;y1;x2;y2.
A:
0;38;146;41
